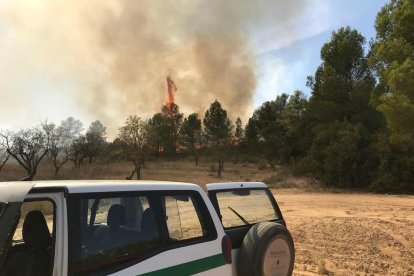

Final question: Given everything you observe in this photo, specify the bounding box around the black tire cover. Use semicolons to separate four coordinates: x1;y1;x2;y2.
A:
237;222;295;276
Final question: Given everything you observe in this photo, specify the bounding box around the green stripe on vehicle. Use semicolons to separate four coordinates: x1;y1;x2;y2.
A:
140;253;226;276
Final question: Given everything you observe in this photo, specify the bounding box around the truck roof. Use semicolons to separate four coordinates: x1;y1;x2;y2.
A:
1;180;203;201
206;182;267;191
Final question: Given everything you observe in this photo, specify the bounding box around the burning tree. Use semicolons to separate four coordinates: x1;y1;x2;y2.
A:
151;75;183;154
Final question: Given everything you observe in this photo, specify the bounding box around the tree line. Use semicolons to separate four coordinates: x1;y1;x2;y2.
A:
241;0;413;193
0;0;413;193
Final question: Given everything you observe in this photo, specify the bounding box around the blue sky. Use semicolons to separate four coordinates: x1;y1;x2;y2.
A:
253;0;388;107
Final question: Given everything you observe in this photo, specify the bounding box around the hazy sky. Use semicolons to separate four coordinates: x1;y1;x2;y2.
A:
254;0;388;105
0;0;388;138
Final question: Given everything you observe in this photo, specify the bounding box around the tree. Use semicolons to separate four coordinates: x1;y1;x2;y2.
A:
280;91;309;162
253;94;289;169
244;117;259;152
85;120;107;163
57;117;85;168
69;136;87;168
1;124;51;181
180;113;202;166
305;121;373;188
368;0;414;192
0;141;10;174
149;104;184;155
59;117;83;144
118;116;151;180
47;122;76;178
203;100;232;177
370;0;414;144
306;27;379;130
299;27;385;188
149;113;174;154
149;106;183;155
234;118;243;144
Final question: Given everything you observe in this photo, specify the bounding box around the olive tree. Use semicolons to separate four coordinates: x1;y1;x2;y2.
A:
118;116;151;180
1;124;51;181
47;123;71;178
0;141;9;174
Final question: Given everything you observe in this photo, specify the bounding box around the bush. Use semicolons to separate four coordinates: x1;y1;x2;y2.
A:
262;174;296;189
208;164;216;172
257;160;267;170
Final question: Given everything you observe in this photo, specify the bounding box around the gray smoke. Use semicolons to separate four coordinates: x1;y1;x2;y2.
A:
0;0;307;137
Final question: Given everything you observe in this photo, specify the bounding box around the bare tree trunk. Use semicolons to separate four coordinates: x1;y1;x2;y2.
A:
267;158;275;171
22;169;35;181
21;175;33;181
217;160;222;178
54;167;59;179
126;169;134;180
194;149;199;166
0;155;9;174
136;166;141;180
126;164;141;180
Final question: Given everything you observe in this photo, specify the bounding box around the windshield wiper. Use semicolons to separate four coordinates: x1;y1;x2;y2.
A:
228;206;249;226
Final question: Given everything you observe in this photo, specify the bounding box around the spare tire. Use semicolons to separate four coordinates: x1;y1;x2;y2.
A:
237;222;295;276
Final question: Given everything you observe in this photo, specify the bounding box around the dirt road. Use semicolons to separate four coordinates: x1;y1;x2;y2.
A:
274;190;414;275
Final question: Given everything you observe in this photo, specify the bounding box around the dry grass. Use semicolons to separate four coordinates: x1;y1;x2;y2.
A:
0;159;280;188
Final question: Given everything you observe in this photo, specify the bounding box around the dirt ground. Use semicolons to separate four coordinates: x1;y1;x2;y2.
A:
275;190;414;275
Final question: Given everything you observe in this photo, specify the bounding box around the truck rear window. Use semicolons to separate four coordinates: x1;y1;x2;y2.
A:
216;189;278;229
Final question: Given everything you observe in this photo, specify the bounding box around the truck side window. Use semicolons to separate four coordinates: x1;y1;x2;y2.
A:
1;200;55;276
68;195;161;275
164;195;204;240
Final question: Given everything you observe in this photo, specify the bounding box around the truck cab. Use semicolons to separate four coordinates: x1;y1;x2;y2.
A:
0;181;232;275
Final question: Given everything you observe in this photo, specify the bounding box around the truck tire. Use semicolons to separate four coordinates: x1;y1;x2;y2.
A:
237;222;295;276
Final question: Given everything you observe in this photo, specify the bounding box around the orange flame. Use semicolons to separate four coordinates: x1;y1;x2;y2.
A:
166;75;177;107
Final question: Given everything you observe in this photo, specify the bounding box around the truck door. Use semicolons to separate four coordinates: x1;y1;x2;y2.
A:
207;182;295;276
66;189;231;275
206;182;285;252
0;182;34;270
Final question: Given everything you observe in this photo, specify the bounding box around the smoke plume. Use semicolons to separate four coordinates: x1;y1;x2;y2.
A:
0;0;307;137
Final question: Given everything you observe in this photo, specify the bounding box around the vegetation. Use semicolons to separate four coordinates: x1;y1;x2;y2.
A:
179;113;202;166
117;116;150;180
0;0;412;193
203;100;233;177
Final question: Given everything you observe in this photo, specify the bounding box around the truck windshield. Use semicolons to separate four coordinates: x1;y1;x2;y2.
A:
216;189;278;229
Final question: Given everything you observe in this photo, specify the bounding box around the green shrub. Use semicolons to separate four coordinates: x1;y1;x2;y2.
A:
208;164;216;172
257;160;267;170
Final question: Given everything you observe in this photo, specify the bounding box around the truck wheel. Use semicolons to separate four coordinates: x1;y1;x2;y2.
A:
237;222;295;276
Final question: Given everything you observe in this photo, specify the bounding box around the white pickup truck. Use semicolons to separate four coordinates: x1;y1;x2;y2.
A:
0;181;294;276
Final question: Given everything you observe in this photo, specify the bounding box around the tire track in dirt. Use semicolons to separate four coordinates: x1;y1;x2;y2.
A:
274;191;414;275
